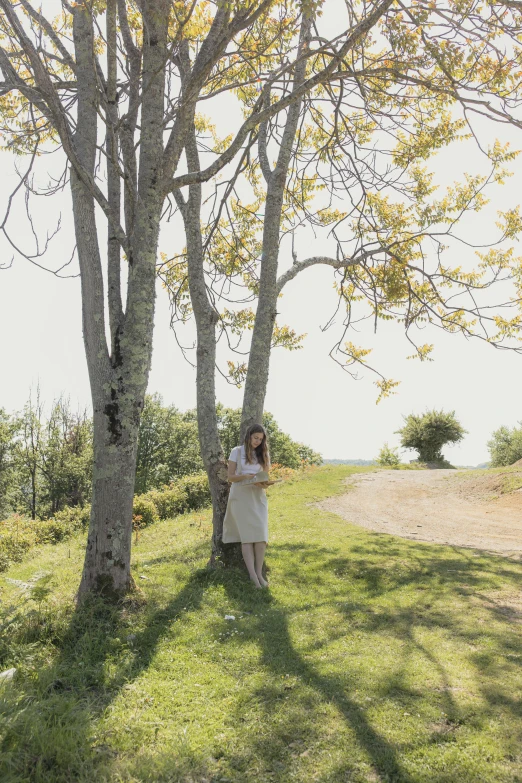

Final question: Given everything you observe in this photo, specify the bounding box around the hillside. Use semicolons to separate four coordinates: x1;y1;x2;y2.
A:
1;465;521;783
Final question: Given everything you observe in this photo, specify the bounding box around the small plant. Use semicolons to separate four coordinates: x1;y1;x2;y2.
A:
30;574;54;613
269;463;297;481
132;514;145;545
376;443;400;467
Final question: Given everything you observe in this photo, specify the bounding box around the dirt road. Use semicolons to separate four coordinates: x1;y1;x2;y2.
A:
319;469;522;558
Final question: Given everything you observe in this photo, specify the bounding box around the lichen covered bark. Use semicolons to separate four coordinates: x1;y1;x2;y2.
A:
180;114;232;566
72;1;170;597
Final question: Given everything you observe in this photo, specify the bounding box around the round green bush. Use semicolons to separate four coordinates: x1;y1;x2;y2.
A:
36;505;91;544
145;487;188;520
376;443;400;467
176;472;211;510
132;496;159;528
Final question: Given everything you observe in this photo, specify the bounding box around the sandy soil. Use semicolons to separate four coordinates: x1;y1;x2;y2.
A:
319;469;522;558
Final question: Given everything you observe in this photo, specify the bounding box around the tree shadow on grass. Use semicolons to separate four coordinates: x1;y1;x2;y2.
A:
0;539;217;782
1;533;521;783
214;539;522;782
218;578;412;783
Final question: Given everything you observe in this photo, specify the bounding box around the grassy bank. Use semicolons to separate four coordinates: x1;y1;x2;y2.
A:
452;463;522;497
1;465;521;783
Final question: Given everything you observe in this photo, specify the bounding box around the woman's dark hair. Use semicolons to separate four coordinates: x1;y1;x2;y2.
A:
243;424;270;470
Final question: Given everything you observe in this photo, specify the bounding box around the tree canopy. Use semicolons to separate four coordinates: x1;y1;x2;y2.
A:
487;422;522;467
397;409;466;464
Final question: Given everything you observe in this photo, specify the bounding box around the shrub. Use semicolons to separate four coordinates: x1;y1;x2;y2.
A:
487;423;522;467
376;443;400;467
36;504;91;544
144;486;188;520
142;472;211;520
132;496;159;528
0;515;37;572
269;463;297;481
397;410;466;463
35;518;73;545
35;506;88;544
175;472;211;510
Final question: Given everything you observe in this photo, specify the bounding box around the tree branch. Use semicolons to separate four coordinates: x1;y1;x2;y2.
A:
276;254;373;294
258;87;273;184
0;2;129;256
17;0;76;73
167;0;395;193
106;0;123;352
161;0;276;187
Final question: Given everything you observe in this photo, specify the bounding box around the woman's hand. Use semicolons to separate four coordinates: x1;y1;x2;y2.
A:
256;481;271;489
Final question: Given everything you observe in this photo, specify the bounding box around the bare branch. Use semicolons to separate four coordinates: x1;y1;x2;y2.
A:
276;254;362;294
17;0;76;73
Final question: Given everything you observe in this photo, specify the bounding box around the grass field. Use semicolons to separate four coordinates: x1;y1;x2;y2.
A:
1;465;521;783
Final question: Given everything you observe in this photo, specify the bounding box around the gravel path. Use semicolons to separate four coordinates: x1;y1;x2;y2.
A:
319;469;522;558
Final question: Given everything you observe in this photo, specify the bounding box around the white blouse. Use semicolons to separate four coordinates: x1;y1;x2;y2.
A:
229;445;261;476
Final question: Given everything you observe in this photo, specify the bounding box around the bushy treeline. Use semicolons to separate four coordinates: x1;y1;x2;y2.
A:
0;471;214;573
136;395;322;494
0;391;322;519
0;392;92;520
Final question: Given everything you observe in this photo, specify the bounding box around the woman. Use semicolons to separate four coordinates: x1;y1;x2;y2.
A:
223;424;272;588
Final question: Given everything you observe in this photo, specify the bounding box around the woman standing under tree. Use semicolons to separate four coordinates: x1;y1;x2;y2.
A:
224;424;273;588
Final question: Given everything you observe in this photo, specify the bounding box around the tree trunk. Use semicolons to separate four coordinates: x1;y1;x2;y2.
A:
240;15;312;440
78;404;138;596
30;467;37;521
180;113;235;568
71;1;168;598
240;179;284;438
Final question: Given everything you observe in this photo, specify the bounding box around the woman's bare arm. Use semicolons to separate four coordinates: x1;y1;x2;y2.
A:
227;460;249;482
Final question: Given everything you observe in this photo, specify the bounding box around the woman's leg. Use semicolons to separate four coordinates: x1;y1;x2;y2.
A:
241;543;261;587
254;542;268;587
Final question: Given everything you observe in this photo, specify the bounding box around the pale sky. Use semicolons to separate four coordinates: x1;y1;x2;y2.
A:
1;3;521;467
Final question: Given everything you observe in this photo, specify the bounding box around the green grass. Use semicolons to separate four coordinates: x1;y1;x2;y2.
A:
1;465;521;783
452;464;522;495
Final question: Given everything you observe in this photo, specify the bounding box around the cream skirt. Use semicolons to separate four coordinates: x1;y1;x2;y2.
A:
223;483;268;544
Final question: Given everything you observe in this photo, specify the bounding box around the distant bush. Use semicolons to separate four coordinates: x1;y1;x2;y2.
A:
177;472;212;509
269;463;299;481
132;496;159;528
138;472;211;522
376;443;401;467
35;505;90;544
142;486;188;520
487;423;522;467
0;515;37;571
397;410;466;464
